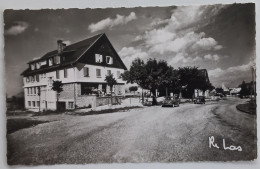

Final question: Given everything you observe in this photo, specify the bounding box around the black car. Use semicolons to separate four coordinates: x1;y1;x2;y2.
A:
162;96;180;107
194;96;205;104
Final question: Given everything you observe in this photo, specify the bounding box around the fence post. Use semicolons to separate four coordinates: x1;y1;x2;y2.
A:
92;96;96;110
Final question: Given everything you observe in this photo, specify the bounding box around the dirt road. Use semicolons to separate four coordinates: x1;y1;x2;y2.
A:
7;98;257;164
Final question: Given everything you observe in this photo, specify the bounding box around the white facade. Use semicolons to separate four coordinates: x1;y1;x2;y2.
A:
23;64;126;112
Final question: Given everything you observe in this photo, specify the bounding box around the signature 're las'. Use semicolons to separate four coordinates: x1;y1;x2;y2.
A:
209;136;242;151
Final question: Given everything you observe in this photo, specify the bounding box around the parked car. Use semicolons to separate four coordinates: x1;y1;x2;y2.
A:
194;96;206;104
162;96;180;107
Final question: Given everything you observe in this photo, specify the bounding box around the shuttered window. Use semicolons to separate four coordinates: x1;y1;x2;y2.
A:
95;54;103;63
96;69;101;77
36;74;39;82
107;70;111;75
83;67;89;77
106;56;113;64
117;71;121;78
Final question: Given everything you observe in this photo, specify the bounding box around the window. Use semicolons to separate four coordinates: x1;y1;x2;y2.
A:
31;63;35;70
95;54;103;63
106;56;113;64
56;70;60;79
83;67;89;77
32;101;35;107
68;102;74;109
49;58;53;66
37;101;40;107
29;88;32;95
28;101;31;107
27;88;30;95
117;71;121;79
54;56;60;64
64;68;68;78
107;70;111;75
96;69;101;77
41;60;47;66
32;87;35;95
36;62;40;69
26;77;30;83
35;87;38;95
31;76;35;82
36;74;39;82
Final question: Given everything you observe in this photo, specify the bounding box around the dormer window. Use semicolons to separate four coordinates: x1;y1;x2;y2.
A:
41;60;47;66
30;76;35;82
95;54;103;63
31;63;35;70
54;56;60;64
26;77;30;82
36;62;40;69
49;58;53;66
106;56;113;64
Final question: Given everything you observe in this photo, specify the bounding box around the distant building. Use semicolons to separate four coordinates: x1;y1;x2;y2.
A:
21;33;127;112
229;88;241;96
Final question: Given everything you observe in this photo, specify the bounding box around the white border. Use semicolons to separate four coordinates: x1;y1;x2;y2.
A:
0;0;259;169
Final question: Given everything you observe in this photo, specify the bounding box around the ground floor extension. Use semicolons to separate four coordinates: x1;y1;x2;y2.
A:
24;82;125;112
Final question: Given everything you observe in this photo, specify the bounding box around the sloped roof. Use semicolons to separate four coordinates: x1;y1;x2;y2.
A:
28;33;103;64
21;33;126;76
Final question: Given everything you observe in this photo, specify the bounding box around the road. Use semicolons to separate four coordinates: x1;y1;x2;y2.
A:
7;98;257;164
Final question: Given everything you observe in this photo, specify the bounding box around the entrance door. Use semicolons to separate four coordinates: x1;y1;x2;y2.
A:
57;102;66;111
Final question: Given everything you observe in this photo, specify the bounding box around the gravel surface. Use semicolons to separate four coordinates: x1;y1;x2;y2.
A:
7;97;257;165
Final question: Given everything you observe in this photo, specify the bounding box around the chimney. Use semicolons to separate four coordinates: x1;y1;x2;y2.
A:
57;40;66;54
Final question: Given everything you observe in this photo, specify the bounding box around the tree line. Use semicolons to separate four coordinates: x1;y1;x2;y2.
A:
121;58;214;105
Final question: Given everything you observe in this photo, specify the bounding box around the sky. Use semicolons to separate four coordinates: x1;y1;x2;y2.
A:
4;3;255;97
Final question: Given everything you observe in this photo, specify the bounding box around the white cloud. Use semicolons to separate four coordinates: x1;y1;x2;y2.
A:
208;62;254;87
148;31;205;54
5;21;29;35
208;62;253;78
169;53;202;65
88;12;137;32
214;45;223;50
119;47;148;69
191;37;220;52
133;35;143;41
204;54;220;61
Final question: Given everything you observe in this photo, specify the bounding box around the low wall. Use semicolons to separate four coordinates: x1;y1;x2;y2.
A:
76;95;96;108
96;96;122;107
76;95;123;108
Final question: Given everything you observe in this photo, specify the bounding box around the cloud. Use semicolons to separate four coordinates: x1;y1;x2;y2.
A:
190;37;222;52
119;47;148;69
208;61;254;87
169;53;202;65
5;21;29;35
204;54;220;61
147;31;205;54
89;12;137;32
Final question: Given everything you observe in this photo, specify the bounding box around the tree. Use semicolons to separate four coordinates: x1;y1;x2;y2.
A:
105;74;117;105
177;67;212;98
51;80;63;111
129;86;138;95
122;58;180;105
122;58;148;103
239;80;249;98
215;87;224;94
